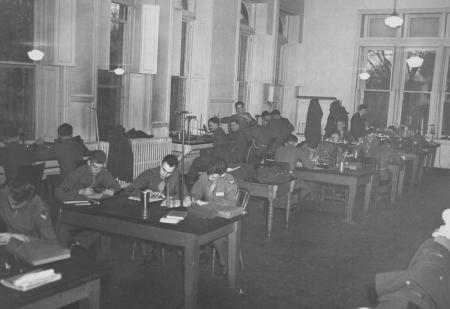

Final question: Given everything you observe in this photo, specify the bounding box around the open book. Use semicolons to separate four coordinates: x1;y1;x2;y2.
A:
7;240;71;266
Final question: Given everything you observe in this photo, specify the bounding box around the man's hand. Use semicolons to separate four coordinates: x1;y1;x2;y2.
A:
78;188;94;196
0;233;30;244
102;189;114;196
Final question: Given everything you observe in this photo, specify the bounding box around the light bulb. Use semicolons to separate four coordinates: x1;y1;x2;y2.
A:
384;14;403;28
27;49;44;61
113;67;125;75
406;56;424;68
359;72;370;80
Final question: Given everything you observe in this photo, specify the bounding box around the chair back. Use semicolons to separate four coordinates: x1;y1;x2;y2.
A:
236;188;250;211
16;162;46;192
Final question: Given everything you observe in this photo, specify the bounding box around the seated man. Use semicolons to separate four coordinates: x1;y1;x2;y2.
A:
227;119;249;164
266;110;295;157
275;134;313;171
2;125;36;183
191;157;238;274
336;119;354;143
55;150;120;201
317;132;343;167
124;154;187;200
221;101;255;131
0;178;57;245
35;123;91;182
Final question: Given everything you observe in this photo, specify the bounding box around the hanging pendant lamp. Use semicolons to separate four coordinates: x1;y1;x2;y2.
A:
385;0;403;28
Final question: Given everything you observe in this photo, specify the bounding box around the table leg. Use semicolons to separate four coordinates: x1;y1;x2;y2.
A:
344;183;357;224
390;167;399;204
58;224;70;247
412;157;419;185
267;199;274;240
398;166;405;197
79;279;101;309
417;156;425;184
363;176;373;215
227;221;240;288
184;237;200;309
285;192;291;231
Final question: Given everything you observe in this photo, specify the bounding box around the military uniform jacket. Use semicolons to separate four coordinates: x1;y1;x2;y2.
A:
2;142;36;183
55;165;120;201
124;167;186;198
376;237;450;309
275;145;314;170
0;188;56;243
191;173;237;207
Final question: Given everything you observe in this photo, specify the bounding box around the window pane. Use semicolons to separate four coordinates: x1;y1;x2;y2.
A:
0;0;34;63
409;16;440;37
446;55;450;92
442;95;450;136
180;22;187;76
97;70;122;140
110;21;125;69
367;17;397;37
0;66;35;140
111;3;127;20
365;49;393;90
240;3;249;26
400;92;430;135
237;81;247;102
363;91;390;129
404;50;435;92
237;34;248;81
169;76;186;132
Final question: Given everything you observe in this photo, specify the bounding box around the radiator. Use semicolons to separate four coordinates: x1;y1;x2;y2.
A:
85;141;110;159
131;137;172;179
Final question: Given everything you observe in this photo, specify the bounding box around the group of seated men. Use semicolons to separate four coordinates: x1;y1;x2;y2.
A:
0;121;241;272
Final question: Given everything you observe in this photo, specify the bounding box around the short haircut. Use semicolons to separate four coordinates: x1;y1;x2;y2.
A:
358;104;368;111
57;123;73;137
230;119;240;126
9;178;36;203
162;154;179;168
207;157;228;175
4;125;19;139
261;111;270;117
284;134;298;144
329;131;340;137
235;101;244;108
271;109;281;116
90;150;107;164
208;117;220;125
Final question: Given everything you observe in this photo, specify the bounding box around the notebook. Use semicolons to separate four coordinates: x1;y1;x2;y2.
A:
1;269;62;291
10;240;71;266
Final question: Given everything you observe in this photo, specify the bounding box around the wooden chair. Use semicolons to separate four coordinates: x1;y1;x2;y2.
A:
211;188;250;277
361;157;391;208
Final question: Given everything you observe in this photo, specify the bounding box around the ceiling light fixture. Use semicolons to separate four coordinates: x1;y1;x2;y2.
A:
385;0;403;28
27;49;44;61
113;66;125;75
406;55;424;69
359;72;370;80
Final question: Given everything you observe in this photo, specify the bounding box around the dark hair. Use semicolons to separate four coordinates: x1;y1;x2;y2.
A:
329;131;340;137
235;101;244;108
358;104;368;111
206;157;228;175
162;154;179;168
261;111;270;117
57;123;73;137
271;109;281;116
4;125;19;139
230;119;240;125
90;150;107;164
208;117;220;125
9;178;36;203
284;134;298;144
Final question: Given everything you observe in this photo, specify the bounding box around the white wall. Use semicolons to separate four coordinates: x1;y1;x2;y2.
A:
297;0;450;132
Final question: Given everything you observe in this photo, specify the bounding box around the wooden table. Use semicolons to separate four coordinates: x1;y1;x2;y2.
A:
293;168;375;223
57;197;242;309
237;179;295;240
0;257;105;309
387;161;406;203
423;143;440;168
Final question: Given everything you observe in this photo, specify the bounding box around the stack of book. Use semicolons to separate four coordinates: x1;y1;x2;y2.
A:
160;210;187;224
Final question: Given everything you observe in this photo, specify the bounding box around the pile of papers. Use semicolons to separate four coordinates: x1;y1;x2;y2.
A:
1;269;61;291
160;210;187;224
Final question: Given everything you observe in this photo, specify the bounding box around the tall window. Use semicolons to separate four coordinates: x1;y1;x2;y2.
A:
97;2;129;139
356;11;450;137
0;0;35;140
237;3;253;103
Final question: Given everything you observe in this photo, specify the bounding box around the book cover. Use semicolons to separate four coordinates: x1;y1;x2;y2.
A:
166;210;187;220
7;240;71;266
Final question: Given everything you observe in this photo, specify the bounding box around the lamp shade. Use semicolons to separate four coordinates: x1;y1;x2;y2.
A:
359;72;370;80
406;56;424;68
384;13;403;28
113;67;125;75
27;49;44;61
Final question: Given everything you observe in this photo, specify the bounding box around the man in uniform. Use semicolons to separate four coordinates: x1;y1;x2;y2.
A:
275;134;314;171
124;154;187;200
35;123;91;182
227;119;249;164
221;101;255;131
0;178;57;246
266;110;295;157
191;157;238;274
1;125;36;183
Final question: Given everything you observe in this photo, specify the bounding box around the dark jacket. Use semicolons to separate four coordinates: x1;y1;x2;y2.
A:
275;144;314;170
305;99;323;148
35;137;91;179
375;237;450;309
2;142;36;183
55;164;120;201
0;187;56;243
191;173;237;207
106;126;133;182
350;112;366;140
324;100;349;139
227;129;248;164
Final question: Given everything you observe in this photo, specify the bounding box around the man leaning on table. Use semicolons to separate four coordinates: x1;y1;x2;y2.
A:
191;157;238;276
124;154;188;201
0;178;57;261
